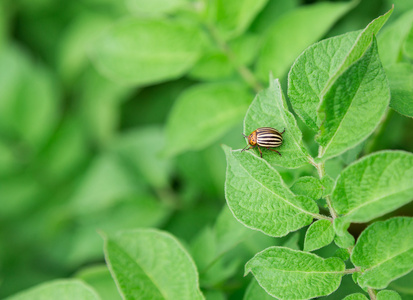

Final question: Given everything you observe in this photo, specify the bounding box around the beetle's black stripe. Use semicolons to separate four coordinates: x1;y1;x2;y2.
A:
258;141;283;147
255;127;283;148
259;139;282;144
258;134;282;140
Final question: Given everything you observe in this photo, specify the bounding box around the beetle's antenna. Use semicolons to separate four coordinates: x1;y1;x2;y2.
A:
241;144;251;152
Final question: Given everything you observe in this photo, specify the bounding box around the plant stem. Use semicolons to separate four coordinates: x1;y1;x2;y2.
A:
308;156;338;219
368;288;377;300
342;267;360;274
313;213;333;221
204;23;264;93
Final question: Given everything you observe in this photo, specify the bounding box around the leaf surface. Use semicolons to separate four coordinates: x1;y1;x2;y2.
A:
378;10;413;66
256;1;353;81
104;229;204;300
125;0;187;17
343;294;368;300
351;217;413;289
91;18;204;85
331;151;413;224
304;219;335;252
387;63;413;118
316;37;390;160
5;280;100;300
245;247;346;300
288;8;392;131
206;0;268;40
224;146;320;237
290;176;323;201
165;82;251;157
243;79;309;168
377;290;402;300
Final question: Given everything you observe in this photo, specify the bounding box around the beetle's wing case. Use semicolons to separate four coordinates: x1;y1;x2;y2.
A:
256;127;283;147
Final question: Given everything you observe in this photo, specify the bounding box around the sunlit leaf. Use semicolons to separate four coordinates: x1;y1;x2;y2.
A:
256;1;354;81
104;229;204;300
245;247;346;300
91;18;205;85
224;145;320;237
331;151;413;224
304;219;335;252
351;217;413;289
5;280;100;300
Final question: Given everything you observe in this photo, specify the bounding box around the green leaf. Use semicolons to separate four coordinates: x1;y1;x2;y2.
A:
91;18;204;85
224;145;321;237
288;30;359;131
316;37;390;160
387;63;413;118
206;0;268;40
343;293;369;300
57;14;114;85
0;45;58;151
214;206;252;255
377;290;402;300
113;126;172;189
321;175;335;197
351;217;413;289
304;219;335;252
243;79;310;168
125;0;187;17
288;8;392;131
188;34;259;81
249;0;299;34
243;278;274;300
69;153;144;214
104;229;204;300
245;247;346;300
325;7;392;88
165;82;251;157
5;280;100;300
191;206;251;272
334;231;355;249
331;151;413;224
334;248;350;261
76;265;122;300
378;10;413;67
188;52;233;81
77;68;132;146
290;176;323;201
68;194;170;266
256;1;354;81
404;23;413;59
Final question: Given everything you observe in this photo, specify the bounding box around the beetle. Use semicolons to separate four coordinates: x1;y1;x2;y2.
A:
241;127;285;158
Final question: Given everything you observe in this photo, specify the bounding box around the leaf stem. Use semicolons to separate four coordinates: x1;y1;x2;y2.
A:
312;213;333;221
368;288;377;300
308;156;338;219
204;23;264;93
342;266;360;274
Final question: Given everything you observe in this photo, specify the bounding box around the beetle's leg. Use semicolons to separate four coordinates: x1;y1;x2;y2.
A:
258;146;263;158
281;128;286;134
267;148;282;157
241;145;254;152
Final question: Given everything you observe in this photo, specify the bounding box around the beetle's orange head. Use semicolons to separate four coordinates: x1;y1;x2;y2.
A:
248;131;257;146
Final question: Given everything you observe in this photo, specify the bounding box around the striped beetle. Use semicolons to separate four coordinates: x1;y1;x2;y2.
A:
241;127;285;158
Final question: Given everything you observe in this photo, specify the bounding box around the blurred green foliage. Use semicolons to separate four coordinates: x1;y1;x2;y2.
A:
0;0;412;299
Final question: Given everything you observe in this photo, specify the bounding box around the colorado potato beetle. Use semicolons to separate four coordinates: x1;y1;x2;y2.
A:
241;127;285;158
